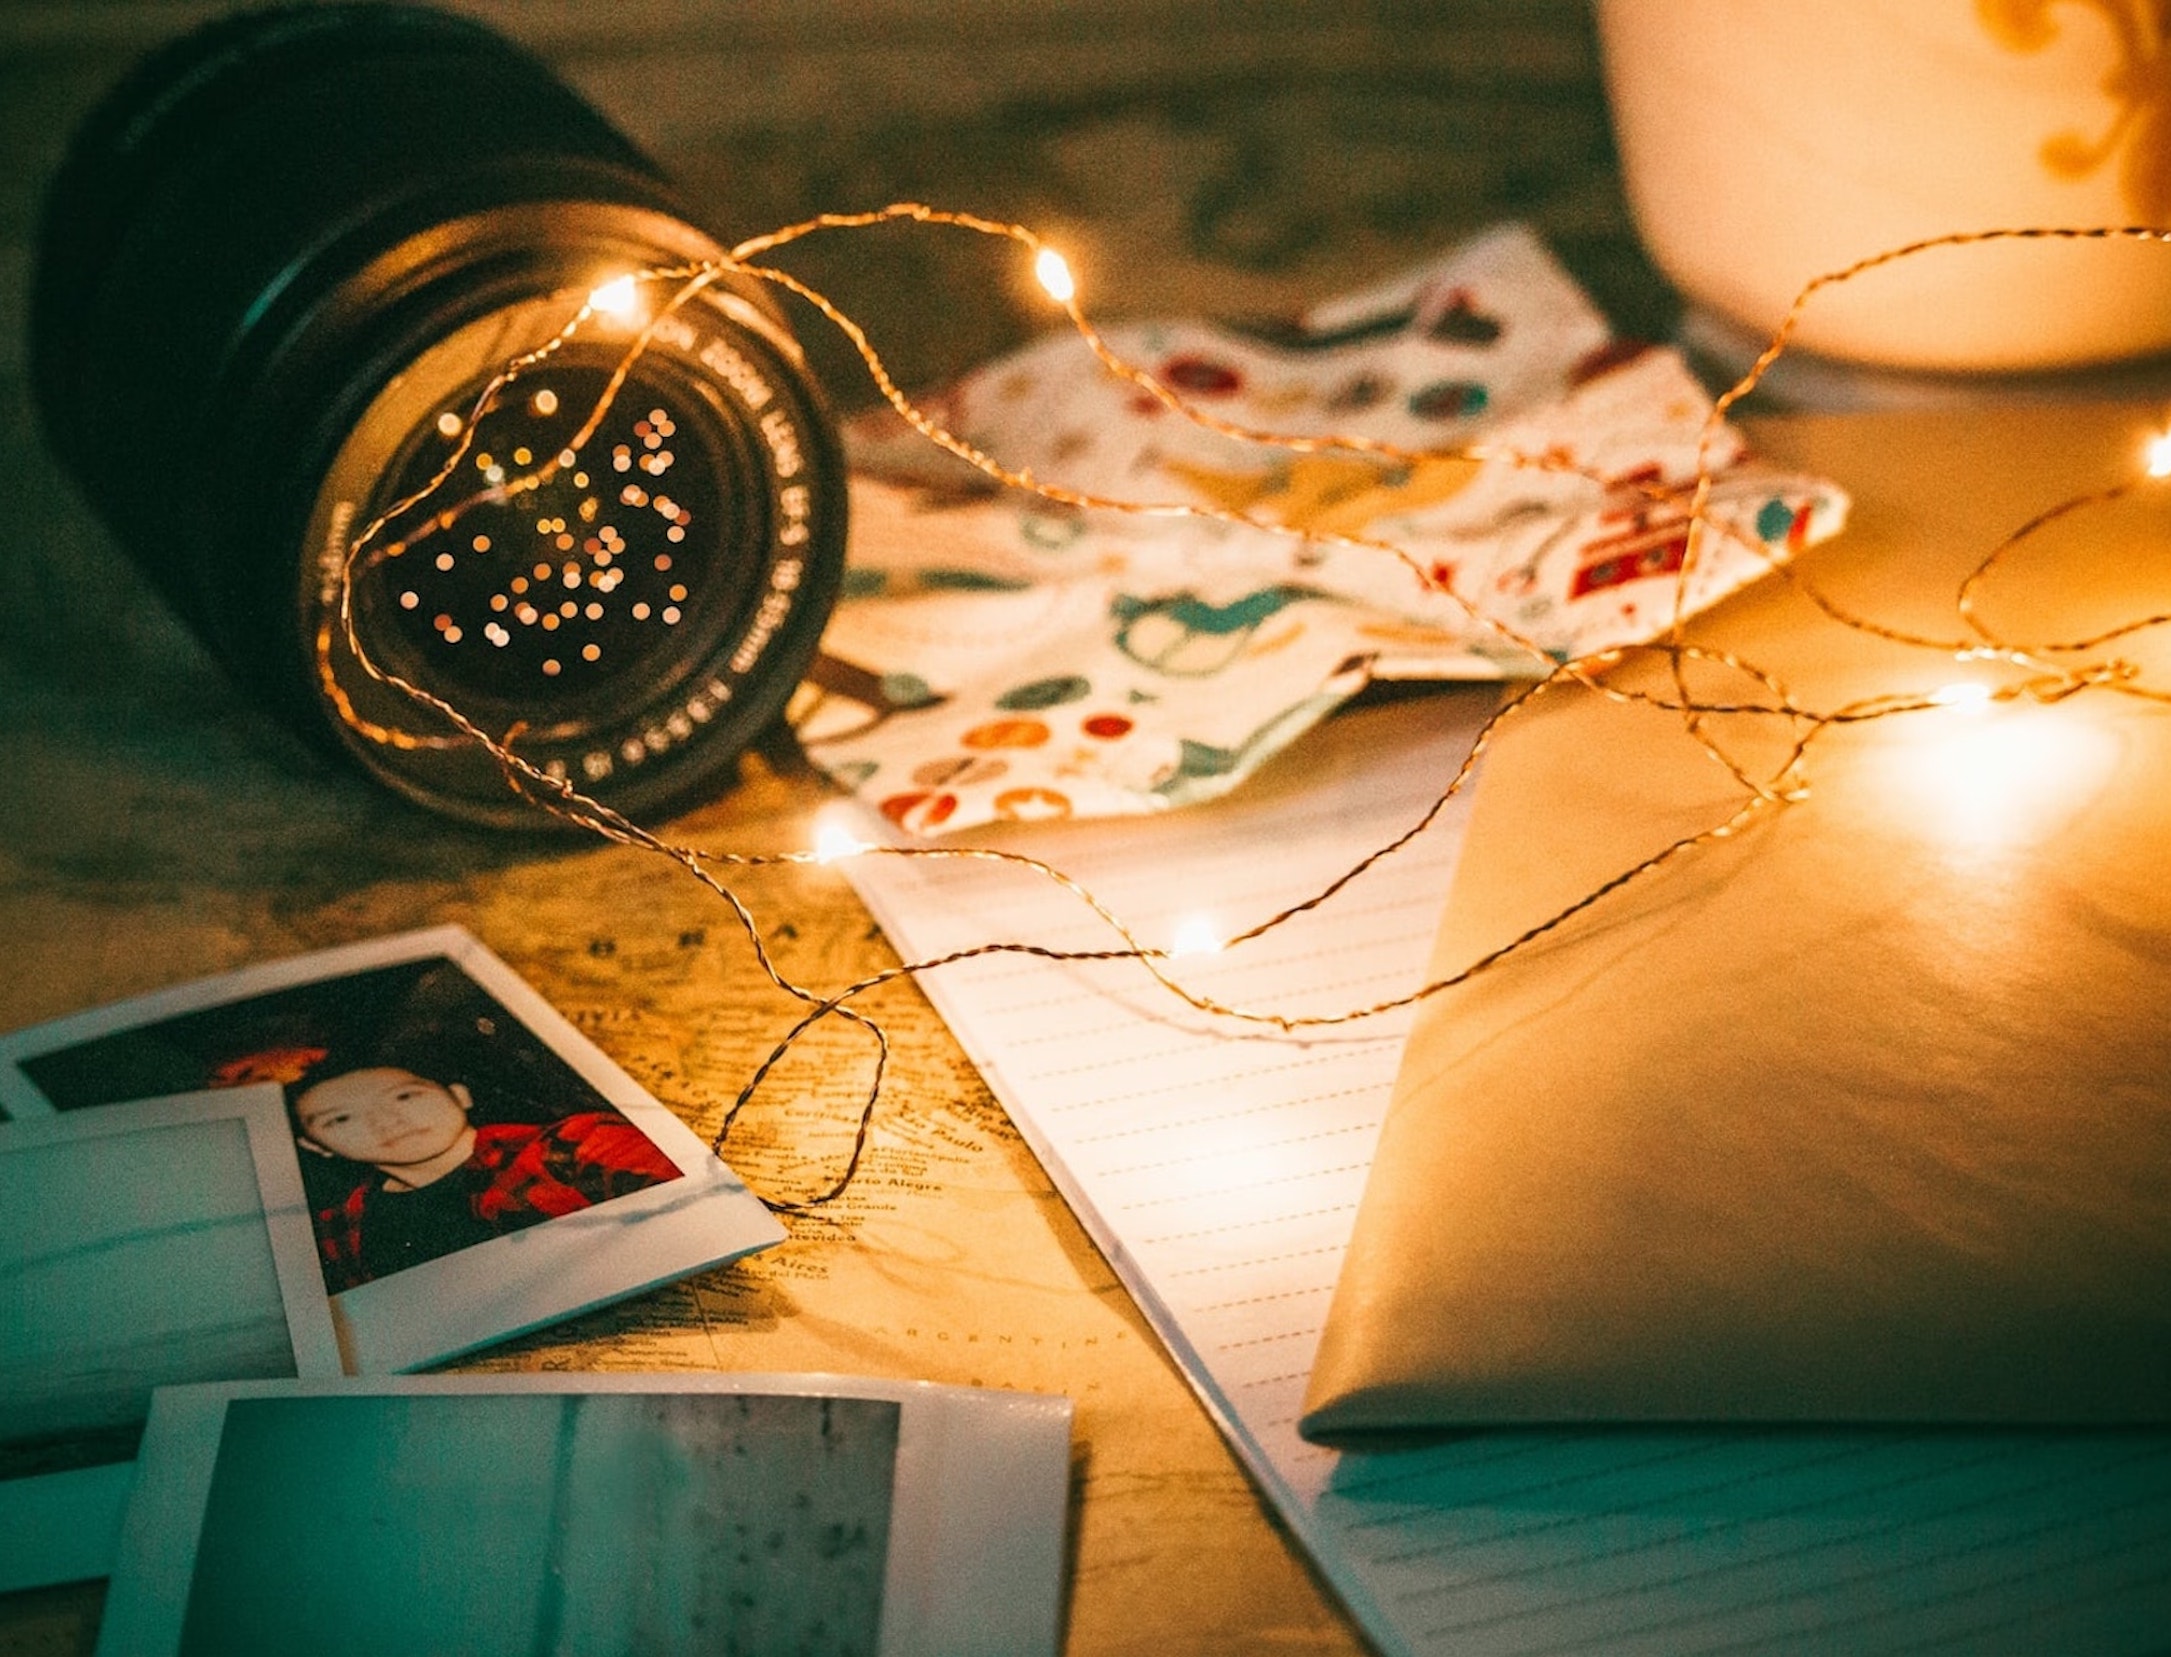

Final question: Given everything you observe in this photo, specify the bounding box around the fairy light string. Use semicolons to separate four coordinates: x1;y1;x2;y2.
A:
324;207;2171;1212
1660;222;2171;794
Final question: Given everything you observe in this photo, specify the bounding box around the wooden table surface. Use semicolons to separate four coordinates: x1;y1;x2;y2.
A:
0;6;1660;1652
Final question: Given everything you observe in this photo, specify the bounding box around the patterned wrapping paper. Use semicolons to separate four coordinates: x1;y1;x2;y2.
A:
789;226;1848;837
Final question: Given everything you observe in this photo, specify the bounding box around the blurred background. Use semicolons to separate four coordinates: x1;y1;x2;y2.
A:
0;0;1668;872
1;0;1669;399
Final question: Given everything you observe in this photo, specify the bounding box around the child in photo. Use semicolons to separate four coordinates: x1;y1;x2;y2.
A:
289;1055;683;1293
14;954;691;1296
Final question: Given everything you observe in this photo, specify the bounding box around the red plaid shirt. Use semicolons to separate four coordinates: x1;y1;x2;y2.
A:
315;1111;683;1291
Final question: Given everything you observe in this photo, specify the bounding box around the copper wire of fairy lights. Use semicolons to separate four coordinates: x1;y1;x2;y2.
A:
324;208;2171;1211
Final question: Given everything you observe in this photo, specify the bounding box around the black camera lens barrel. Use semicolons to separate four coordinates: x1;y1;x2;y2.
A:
30;3;847;826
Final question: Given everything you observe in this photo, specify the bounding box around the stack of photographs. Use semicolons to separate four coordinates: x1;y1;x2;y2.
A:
0;1086;342;1588
0;927;786;1589
5;928;1076;1650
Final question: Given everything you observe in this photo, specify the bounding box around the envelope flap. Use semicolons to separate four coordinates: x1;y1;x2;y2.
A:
1302;403;2171;1437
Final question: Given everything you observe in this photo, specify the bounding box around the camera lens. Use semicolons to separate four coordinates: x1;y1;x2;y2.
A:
29;3;846;827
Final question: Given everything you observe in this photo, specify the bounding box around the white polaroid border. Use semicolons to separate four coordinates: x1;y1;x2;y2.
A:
102;1372;1073;1657
0;1086;341;1594
0;925;784;1373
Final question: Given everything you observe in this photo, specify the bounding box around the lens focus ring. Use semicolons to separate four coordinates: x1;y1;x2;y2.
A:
30;4;848;828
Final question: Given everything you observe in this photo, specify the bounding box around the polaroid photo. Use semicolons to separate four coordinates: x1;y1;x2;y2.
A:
0;925;784;1375
0;1086;342;1594
101;1371;1073;1657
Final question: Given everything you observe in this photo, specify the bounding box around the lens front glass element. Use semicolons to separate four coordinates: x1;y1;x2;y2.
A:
306;283;838;826
362;361;748;711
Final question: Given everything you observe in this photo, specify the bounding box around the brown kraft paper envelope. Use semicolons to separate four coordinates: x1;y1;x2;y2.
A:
1302;402;2171;1439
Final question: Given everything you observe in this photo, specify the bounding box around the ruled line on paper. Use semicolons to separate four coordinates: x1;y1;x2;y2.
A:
1075;1090;1385;1144
1167;1245;1345;1277
1115;1162;1373;1208
1138;1205;1361;1247
1100;1125;1380;1176
1196;1285;1339;1312
845;688;2171;1657
1031;1044;1366;1089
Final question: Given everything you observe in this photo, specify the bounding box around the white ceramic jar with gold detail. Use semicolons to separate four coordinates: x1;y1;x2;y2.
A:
1597;0;2171;372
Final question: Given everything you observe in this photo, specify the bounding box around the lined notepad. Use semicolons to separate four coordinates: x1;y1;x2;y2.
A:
847;690;2171;1657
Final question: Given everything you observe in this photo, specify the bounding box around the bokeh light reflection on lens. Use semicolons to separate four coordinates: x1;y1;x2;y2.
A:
365;366;733;709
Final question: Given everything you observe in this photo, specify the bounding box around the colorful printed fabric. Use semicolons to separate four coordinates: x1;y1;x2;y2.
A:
792;225;1847;836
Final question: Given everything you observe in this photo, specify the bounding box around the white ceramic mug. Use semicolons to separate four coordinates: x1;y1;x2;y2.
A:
1597;0;2171;372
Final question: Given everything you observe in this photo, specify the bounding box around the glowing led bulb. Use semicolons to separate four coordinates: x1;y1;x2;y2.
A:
812;813;872;865
587;274;642;322
2147;430;2171;478
1168;915;1223;957
1033;247;1076;305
